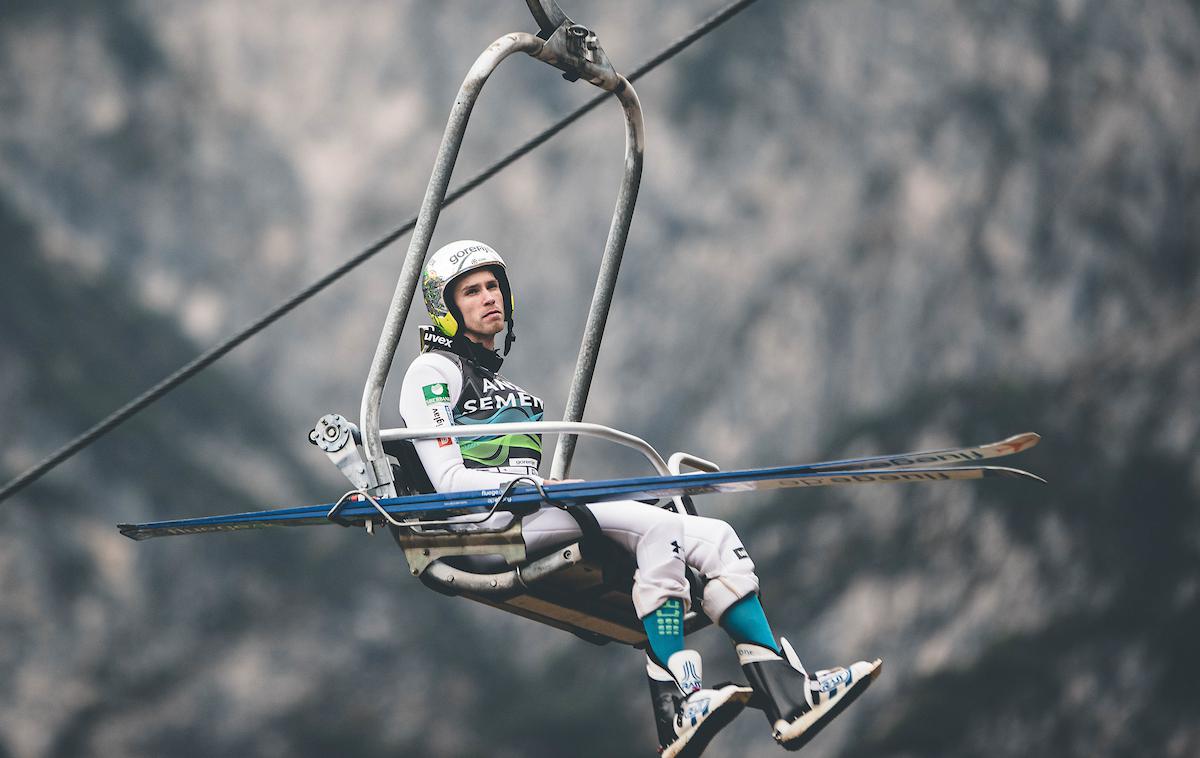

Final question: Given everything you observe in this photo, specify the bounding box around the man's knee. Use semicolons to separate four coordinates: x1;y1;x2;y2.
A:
693;516;752;570
692;517;759;621
702;569;759;622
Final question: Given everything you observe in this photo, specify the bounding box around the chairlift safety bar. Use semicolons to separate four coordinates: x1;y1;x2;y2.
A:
381;421;700;514
382;421;673;476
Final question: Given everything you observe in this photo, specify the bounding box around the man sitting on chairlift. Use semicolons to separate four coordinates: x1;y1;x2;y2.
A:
399;240;881;757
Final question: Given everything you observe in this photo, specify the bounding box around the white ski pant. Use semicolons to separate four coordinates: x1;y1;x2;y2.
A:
521;501;760;621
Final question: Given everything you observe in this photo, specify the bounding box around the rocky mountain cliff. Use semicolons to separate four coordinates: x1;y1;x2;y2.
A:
2;1;1198;756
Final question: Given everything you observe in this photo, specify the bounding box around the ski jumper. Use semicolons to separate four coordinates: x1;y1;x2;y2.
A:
398;337;759;622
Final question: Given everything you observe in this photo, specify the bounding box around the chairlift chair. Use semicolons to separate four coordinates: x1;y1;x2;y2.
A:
313;0;716;647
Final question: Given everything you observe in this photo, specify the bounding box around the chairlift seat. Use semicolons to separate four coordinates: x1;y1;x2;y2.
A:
382;436;712;647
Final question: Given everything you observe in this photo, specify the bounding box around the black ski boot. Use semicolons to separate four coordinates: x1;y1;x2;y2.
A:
738;639;881;751
646;650;752;757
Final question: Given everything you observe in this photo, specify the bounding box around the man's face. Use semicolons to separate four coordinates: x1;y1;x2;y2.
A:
451;269;506;346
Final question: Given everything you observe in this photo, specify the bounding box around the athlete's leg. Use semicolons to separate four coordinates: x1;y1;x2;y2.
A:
525;503;769;624
522;504;687;661
720;592;780;652
521;501;688;620
586;506;765;757
522;503;751;757
524;503;880;751
666;513;883;750
675;514;759;623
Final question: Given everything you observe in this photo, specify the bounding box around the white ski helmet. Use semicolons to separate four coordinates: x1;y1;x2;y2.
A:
421;239;515;345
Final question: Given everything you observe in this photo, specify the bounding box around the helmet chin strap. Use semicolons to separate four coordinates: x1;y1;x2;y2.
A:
503;322;516;355
447;331;505;373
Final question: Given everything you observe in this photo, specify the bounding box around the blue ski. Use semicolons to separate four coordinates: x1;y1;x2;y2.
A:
118;461;1043;541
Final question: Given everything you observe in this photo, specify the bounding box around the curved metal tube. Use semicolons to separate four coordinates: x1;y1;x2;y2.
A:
668;452;720;475
549;77;644;480
359;33;546;496
361;30;644;495
423;541;581;595
381;420;672;476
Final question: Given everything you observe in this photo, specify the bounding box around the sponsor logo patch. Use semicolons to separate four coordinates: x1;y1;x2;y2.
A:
422;383;450;406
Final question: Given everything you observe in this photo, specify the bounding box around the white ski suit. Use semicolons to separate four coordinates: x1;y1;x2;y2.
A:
399;349;759;621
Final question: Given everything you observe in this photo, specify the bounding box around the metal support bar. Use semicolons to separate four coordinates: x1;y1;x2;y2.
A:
668;452;721;475
383;419;687;514
381;421;672;476
549;78;644;479
399;518;528;576
422;541;584;594
358;33;545;498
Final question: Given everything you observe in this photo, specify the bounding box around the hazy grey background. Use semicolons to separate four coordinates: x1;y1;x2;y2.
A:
2;1;1198;756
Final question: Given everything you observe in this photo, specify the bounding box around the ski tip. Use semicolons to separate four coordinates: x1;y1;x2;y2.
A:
869;658;883;680
983;466;1046;483
117;524;150;541
994;432;1041;455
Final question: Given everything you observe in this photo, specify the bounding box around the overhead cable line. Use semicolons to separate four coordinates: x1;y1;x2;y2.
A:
0;0;762;505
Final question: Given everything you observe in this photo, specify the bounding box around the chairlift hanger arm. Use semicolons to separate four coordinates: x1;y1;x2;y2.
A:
358;14;644;497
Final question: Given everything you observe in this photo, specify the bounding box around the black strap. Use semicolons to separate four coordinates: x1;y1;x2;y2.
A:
491;475;552;516
563;503;604;547
382;438;437;495
418;325;504;372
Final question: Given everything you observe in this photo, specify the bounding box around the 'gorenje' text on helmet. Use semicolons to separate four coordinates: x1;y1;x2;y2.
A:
422;240;516;353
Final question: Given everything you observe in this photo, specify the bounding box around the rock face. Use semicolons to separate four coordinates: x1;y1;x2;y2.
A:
2;2;1198;756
